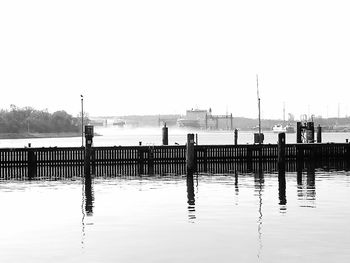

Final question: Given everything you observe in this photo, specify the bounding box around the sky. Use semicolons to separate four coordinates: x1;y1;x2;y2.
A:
1;0;350;119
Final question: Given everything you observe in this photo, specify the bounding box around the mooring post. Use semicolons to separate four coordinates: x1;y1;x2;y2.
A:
296;122;302;143
138;148;144;175
296;144;303;184
234;129;238;145
84;125;94;178
195;133;198;145
186;134;196;174
278;133;286;206
307;122;314;143
317;125;322;143
27;148;37;180
162;123;168;145
278;133;286;173
147;147;154;175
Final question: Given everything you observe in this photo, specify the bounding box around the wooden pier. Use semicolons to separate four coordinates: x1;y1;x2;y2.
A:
1;142;350;180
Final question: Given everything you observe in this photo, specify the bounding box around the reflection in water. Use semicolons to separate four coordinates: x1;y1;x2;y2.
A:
254;168;264;260
234;171;239;205
81;176;95;248
278;169;287;212
186;173;196;222
296;162;316;208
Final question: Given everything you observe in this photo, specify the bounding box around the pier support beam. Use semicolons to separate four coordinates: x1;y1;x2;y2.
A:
307;122;315;143
84;125;94;178
27;149;37;180
162;123;168;145
278;133;286;173
186;134;196;174
317;125;322;143
296;122;302;143
234;129;238;145
278;133;286;206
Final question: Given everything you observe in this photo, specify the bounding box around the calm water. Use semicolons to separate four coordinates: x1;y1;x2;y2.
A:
1;171;350;262
1;126;350;148
1;129;350;262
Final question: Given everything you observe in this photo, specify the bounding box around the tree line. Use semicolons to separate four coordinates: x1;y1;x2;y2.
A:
0;105;86;133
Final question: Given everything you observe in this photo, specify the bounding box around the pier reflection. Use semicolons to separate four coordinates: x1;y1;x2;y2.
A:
296;162;316;208
186;172;196;222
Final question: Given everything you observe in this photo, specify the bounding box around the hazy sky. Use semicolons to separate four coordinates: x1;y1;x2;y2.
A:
1;0;349;119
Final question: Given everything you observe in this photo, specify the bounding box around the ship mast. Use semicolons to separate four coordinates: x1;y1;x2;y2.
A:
257;74;261;138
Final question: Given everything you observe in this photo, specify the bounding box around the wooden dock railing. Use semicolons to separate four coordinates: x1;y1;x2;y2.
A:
1;143;350;179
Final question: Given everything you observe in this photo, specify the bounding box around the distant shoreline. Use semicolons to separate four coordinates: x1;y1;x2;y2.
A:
0;132;82;140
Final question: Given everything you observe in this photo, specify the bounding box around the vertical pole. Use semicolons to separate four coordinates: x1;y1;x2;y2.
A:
84;125;94;178
234;129;238;145
296;122;302;143
27;149;37;180
278;133;286;173
81;95;84;147
162;123;168;145
278;132;286;206
307;122;314;143
195;133;198;145
186;134;196;174
317;125;322;143
230;113;233;131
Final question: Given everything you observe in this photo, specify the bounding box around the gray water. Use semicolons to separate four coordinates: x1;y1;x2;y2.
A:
0;171;349;262
1;128;350;262
1;126;350;148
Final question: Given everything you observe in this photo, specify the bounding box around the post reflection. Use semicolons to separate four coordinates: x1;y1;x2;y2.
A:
186;172;196;222
254;167;264;260
306;162;316;206
296;161;316;208
81;176;94;248
278;169;287;211
234;171;239;197
84;176;94;216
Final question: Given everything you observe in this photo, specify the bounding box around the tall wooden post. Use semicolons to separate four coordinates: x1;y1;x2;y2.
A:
296;122;302;143
162;123;168;145
278;132;286;206
317;125;322;143
278;133;286;173
307;122;314;143
234;129;238;145
84;125;94;178
27;149;37;180
186;134;196;174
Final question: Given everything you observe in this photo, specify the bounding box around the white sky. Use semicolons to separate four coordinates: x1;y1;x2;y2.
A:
1;0;349;119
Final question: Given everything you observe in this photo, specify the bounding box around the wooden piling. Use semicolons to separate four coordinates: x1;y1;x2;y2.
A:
27;149;37;180
317;125;322;143
278;133;286;173
162;123;168;145
296;122;302;143
234;129;238;145
307;122;314;143
278;133;287;206
186;134;196;174
84;125;94;178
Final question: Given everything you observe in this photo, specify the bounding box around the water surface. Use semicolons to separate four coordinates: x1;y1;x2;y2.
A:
1;171;349;262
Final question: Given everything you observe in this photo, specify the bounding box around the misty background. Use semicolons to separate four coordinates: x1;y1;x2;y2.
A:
1;0;349;119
